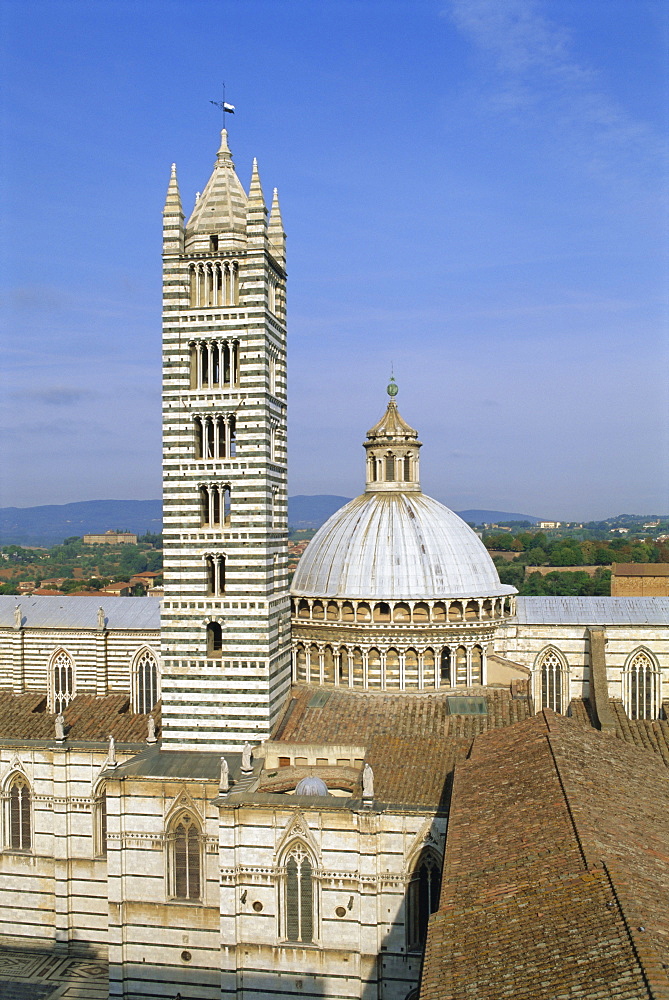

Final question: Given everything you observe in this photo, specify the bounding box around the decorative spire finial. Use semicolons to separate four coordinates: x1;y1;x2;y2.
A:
387;375;398;398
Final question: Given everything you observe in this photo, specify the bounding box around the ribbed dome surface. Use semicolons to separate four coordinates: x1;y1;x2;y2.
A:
291;492;515;600
295;776;329;796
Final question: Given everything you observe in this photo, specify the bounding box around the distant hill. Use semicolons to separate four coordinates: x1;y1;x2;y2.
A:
288;495;352;529
0;496;354;545
455;509;540;526
0;497;541;546
0;500;162;547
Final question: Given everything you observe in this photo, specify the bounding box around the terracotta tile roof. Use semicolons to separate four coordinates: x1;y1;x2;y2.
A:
420;711;669;999
567;697;596;727
271;685;533;808
608;698;669;765
0;690;160;744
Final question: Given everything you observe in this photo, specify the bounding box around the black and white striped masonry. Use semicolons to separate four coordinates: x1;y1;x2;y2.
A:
160;130;290;750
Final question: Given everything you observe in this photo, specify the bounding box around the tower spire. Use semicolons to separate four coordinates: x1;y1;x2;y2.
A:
268;187;286;266
184;130;247;251
162;163;184;253
246;157;267;241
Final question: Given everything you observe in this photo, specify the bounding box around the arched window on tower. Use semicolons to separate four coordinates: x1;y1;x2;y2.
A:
8;776;31;851
206;621;223;658
229;415;237;457
206;556;226;596
385;453;395;481
50;649;74;715
284;843;315;943
194;416;203;459
407;851;442;951
538;648;566;713
624;649;660;720
133;649;159;714
403;455;411;481
169;813;201;900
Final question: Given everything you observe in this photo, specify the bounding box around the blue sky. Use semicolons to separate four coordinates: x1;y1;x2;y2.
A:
1;0;667;520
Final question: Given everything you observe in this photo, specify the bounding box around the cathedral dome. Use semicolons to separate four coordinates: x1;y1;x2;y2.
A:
291;491;513;600
292;383;514;602
295;776;329;796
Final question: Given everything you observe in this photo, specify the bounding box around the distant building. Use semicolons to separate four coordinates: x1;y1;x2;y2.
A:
611;563;669;597
538;520;561;529
83;530;137;545
100;581;133;597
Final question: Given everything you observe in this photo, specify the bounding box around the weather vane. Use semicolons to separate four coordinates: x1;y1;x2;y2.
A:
210;83;235;125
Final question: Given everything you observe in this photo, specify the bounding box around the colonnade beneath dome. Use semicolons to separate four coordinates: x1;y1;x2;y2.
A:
291;595;515;625
292;640;488;691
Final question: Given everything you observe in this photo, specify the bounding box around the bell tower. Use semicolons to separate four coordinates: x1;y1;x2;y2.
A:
160;130;290;750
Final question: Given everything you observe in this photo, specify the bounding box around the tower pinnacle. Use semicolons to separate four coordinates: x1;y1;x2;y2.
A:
268;187;286;266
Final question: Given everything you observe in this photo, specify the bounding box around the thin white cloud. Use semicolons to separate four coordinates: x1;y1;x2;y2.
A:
443;0;664;179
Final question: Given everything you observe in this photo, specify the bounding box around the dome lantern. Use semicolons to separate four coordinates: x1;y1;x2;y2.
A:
364;383;422;493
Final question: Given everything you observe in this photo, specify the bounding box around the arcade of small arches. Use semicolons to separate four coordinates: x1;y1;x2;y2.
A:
293;640;487;690
291;596;516;626
194;413;237;460
189;339;239;390
188;259;239;308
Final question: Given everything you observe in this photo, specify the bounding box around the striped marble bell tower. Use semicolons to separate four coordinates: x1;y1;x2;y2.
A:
160;129;291;750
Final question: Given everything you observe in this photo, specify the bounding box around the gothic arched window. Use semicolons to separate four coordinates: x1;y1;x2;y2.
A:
170;814;201;900
9;777;31;851
133;649;159;714
538;649;566;713
624;649;660;720
51;649;74;715
407;852;441;951
285;844;314;943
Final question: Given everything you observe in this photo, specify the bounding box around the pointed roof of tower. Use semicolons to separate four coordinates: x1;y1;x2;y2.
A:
246;157;268;241
163;162;183;216
185;130;248;245
268;187;286;260
247;157;266;210
365;379;420;444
